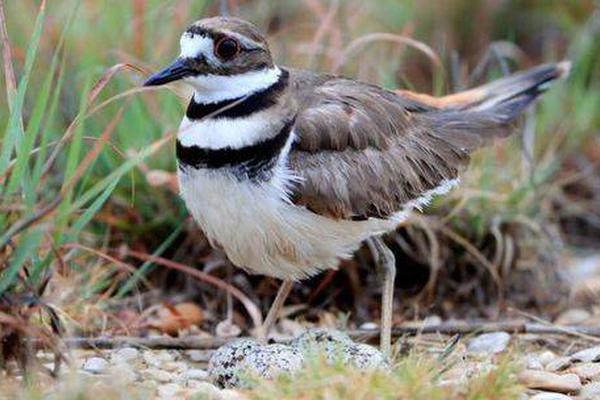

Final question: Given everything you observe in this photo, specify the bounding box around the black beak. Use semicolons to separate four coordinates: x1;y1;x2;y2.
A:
144;58;192;86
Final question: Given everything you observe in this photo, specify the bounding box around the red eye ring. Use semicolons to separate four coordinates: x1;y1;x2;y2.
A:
214;37;240;60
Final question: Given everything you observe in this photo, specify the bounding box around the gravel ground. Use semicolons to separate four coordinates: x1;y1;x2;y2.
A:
3;321;600;400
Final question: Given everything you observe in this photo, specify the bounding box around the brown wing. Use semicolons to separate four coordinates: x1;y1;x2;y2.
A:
286;62;567;220
284;70;500;220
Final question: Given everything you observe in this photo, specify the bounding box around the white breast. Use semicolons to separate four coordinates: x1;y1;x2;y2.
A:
178;164;393;280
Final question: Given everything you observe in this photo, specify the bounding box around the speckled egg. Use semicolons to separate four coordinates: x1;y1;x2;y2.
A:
242;344;305;381
342;343;390;370
208;338;260;388
290;328;354;362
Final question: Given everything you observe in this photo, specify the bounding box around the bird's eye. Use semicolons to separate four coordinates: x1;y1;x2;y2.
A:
214;37;240;60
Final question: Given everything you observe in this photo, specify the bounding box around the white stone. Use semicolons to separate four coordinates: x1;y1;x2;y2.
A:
143;350;176;367
546;357;572;372
157;383;183;399
82;357;108;374
359;322;378;330
185;349;207;363
143;368;174;383
186;368;209;381
571;346;600;363
529;392;572;400
467;332;511;354
581;381;600;398
112;347;139;363
554;308;592;326
569;362;600;381
538;351;557;366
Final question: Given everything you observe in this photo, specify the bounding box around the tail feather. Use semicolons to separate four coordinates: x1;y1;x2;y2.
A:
465;61;571;115
430;61;570;151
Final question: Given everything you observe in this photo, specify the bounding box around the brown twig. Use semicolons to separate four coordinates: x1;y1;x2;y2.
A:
48;320;600;351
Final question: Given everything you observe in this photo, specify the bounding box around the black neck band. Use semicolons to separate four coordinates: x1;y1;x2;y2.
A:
186;68;289;120
176;118;295;180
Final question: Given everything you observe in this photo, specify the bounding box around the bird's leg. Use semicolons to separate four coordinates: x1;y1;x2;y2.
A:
368;236;396;357
258;279;294;341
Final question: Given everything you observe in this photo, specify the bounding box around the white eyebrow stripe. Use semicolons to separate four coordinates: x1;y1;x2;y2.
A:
179;33;217;61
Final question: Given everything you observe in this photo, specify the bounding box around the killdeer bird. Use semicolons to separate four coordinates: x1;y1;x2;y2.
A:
144;16;569;355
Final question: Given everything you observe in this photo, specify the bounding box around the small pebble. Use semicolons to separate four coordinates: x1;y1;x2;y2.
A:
569;362;600;381
523;355;544;371
571;346;600;363
186;368;209;381
144;350;175;367
529;392;572;400
467;332;511;354
554;308;591;326
163;361;189;373
422;315;443;327
581;381;600;399
112;347;140;363
359;322;378;330
185;349;207;363
143;368;174;383
82;357;108;374
546;357;572;372
538;351;557;366
157;383;183;399
518;370;582;394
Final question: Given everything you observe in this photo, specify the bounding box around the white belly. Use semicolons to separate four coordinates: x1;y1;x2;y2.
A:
178;167;394;280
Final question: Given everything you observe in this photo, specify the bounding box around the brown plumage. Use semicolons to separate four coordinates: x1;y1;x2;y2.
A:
285;62;570;219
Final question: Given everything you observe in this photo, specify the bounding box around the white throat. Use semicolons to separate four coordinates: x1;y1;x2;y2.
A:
184;67;281;104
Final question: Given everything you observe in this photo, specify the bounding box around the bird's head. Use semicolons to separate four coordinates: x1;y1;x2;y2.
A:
144;17;277;101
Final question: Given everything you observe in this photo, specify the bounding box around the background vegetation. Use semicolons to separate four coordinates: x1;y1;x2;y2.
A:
1;0;599;367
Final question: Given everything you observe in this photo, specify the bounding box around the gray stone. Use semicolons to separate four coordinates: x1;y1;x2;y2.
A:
186;368;209;381
581;381;600;399
142;368;174;383
112;347;139;363
143;350;175;367
185;349;207;363
467;332;511;354
518;370;581;394
554;308;592;326
82;357;109;374
546;357;572;372
571;346;600;363
569;362;600;381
